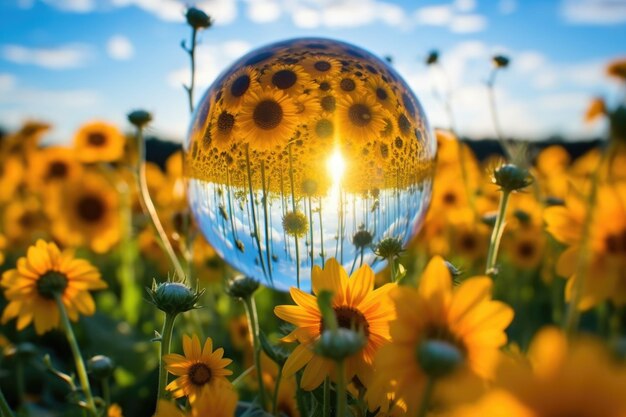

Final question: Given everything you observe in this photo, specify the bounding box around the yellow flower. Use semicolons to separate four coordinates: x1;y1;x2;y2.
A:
336;93;386;145
27;146;82;190
607;57;626;81
584;97;606;123
1;240;106;334
261;64;312;97
447;327;626;417
3;197;47;246
209;108;240;152
544;183;626;309
301;54;341;78
108;403;124;417
367;256;513;415
0;155;24;203
222;66;260;110
47;171;121;253
262;354;300;417
155;380;238;417
228;315;251;352
73;121;125;163
163;334;233;401
274;259;395;391
238;87;299;152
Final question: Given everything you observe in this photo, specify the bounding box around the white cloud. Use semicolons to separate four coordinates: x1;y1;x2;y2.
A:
108;0;237;25
246;0;281;23
2;43;92;69
561;0;626;24
291;6;322;28
41;0;95;12
449;14;487;33
414;4;487;33
454;0;476;12
0;73;17;92
106;35;134;60
514;51;546;73
499;0;517;14
414;5;453;26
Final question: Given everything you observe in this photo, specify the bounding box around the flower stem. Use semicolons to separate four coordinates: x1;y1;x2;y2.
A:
157;313;178;402
416;377;434;417
0;386;15;417
242;295;267;409
184;27;198;113
102;377;111;409
486;70;513;161
322;377;331;417
336;360;347;417
271;365;283;416
135;125;186;281
485;190;511;275
54;296;97;417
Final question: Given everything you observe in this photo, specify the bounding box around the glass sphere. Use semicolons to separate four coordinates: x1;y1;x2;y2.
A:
185;38;436;291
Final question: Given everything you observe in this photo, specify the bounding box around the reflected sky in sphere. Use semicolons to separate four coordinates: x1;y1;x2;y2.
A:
185;38;436;292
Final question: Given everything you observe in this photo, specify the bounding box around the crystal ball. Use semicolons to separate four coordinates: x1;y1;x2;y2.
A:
185;38;436;291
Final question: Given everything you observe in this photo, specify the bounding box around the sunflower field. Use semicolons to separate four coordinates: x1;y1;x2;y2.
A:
1;4;626;417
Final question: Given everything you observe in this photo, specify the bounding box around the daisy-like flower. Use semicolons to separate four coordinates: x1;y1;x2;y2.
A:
163;334;233;401
336;93;386;145
367;256;513;416
261;64;312;97
222;66;259;110
27;146;82;190
156;380;238;417
1;240;107;334
274;258;395;391
73;121;125;163
301;54;341;78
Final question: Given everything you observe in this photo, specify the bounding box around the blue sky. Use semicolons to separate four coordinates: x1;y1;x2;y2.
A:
1;0;625;143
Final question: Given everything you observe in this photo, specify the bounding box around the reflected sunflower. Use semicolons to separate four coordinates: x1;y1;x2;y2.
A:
48;171;120;253
367;76;397;113
28;146;82;190
0;240;106;334
210;108;240;151
261;64;312;97
222;66;260;110
301;54;341;78
336;94;386;144
164;334;233;401
73;121;125;163
293;93;320;119
367;256;513;416
238;88;299;152
274;259;395;391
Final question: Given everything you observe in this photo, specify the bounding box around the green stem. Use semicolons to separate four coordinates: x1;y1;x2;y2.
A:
54;296;97;417
486;70;513;161
271;365;283;416
157;313;178;402
185;27;198;113
232;366;255;387
336;360;347;417
15;360;25;407
102;377;111;409
0;387;15;417
416;377;435;417
243;296;267;409
485;190;511;275
322;377;331;417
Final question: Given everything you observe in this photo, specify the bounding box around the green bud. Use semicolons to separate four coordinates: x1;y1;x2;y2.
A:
315;328;366;361
282;211;308;237
426;50;439;65
127;109;153;128
87;355;115;379
374;237;404;259
225;275;259;299
416;339;464;379
492;55;510;68
186;7;213;30
146;280;203;315
352;229;373;249
492;163;533;193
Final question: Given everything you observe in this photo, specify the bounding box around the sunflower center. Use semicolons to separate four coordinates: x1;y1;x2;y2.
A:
459;234;477;252
217;112;235;133
349;104;372;127
321;306;370;338
253;100;283;130
19;212;35;228
605;230;626;255
340;78;356;92
47;160;69;179
231;75;250;97
87;133;107;147
314;61;331;72
76;195;106;223
188;363;212;386
517;241;536;259
36;271;68;299
272;70;297;89
398;114;411;134
376;87;388;101
442;191;457;205
321;96;335;112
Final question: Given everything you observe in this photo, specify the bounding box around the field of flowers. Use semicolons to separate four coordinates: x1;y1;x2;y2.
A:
1;6;626;417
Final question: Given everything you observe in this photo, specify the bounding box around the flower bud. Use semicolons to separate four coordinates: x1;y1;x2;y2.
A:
127;109;153;128
88;355;115;379
225;275;259;299
492;163;533;193
315;328;366;361
352;229;373;249
492;55;510;68
416;339;464;379
426;50;439;66
374;237;404;260
186;7;213;30
282;211;308;237
146;280;203;315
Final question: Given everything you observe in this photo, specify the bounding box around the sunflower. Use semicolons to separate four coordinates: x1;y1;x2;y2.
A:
544;183;626;309
261;64;312;97
274;259;395;391
156;381;238;417
28;146;82;190
73;121;125;163
47;171;120;253
3;197;48;245
222;66;260;110
0;240;106;335
503;227;546;270
209;108;240;152
262;354;300;417
336;93;386;144
367;76;397;113
301;54;341;78
448;327;626;417
228;315;251;351
367;256;513;415
293;93;320;120
0;155;24;203
164;334;233;401
238;87;299;152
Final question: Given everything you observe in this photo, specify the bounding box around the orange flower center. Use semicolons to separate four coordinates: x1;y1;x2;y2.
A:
87;132;107;147
516;241;536;259
253;100;283;130
76;195;106;223
348;104;372;127
188;363;212;386
605;230;626;255
36;271;68;299
47;160;69;179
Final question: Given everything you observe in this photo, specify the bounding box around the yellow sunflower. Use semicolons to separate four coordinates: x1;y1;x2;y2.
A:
3;197;48;245
261;64;312;97
163;334;233;401
222;66;260;110
73;121;125;163
336;93;386;144
209;108;240;152
367;256;514;415
503;227;546;270
28;146;82;190
367;76;398;113
448;327;626;417
1;240;106;334
301;54;341;78
47;171;120;253
238;87;299;152
274;259;395;391
155;380;238;417
0;155;24;203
